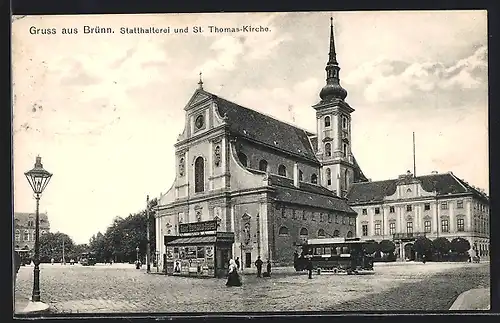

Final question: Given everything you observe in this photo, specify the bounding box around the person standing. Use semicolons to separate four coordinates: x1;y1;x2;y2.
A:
255;256;263;278
226;259;242;287
265;260;272;277
235;257;241;270
306;257;313;279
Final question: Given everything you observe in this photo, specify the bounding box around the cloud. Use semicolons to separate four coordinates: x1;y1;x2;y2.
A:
344;45;487;104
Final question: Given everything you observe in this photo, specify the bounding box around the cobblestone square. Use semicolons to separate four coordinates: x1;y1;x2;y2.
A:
14;261;489;314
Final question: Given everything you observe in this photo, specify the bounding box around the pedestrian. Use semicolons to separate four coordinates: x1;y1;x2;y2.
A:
306;257;313;279
262;260;271;277
255;256;263;277
293;251;299;271
51;257;54;265
226;259;242;287
422;253;426;264
235;257;240;270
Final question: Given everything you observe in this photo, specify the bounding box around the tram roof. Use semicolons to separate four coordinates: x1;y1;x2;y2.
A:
306;238;365;245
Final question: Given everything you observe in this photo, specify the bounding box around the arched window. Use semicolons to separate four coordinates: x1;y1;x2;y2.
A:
194;157;205;193
278;165;287;177
311;173;318;184
333;230;340;237
24;230;29;241
299;228;309;236
324;116;331;127
343;143;348;157
278;226;289;236
344;169;349;189
259;159;268;172
299;170;303;181
179;157;185;177
325;143;332;157
346;231;353;238
326;168;332;186
317;229;325;237
238;152;248;167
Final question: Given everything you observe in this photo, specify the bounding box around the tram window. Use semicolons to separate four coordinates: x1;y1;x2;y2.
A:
336;247;341;255
342;246;350;254
315;247;324;255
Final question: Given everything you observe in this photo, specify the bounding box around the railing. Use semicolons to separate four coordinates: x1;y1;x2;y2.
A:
393;232;426;240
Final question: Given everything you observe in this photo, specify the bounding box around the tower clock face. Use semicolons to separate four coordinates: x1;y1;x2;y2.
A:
195;115;204;129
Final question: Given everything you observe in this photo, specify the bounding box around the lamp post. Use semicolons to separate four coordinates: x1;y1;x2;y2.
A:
24;156;52;311
136;246;140;269
146;195;151;273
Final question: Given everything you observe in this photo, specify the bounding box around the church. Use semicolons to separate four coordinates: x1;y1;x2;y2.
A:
155;18;368;276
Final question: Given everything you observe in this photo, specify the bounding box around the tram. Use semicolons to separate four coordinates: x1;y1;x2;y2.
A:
294;237;374;275
80;252;97;266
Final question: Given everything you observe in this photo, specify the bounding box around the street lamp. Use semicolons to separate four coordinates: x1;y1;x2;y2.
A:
24;156;52;311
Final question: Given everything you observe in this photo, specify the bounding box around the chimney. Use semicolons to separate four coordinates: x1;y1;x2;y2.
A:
293;163;299;188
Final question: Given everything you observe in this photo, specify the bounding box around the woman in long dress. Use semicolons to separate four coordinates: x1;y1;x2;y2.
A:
226;259;242;287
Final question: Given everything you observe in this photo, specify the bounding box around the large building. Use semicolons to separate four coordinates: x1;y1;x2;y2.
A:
14;212;51;250
348;170;490;260
156;19;368;271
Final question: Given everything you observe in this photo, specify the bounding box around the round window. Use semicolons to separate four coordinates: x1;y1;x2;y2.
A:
195;115;204;129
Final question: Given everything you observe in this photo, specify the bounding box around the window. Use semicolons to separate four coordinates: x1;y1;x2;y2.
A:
278;226;289;236
259;159;268;172
348;217;354;226
374;223;381;236
374;207;380;215
15;230;20;242
342;216;346;225
457;218;465;232
325;143;332;157
389;222;396;235
326;168;332;185
342;143;348;157
324;116;331;127
196;211;202;222
346;231;353;238
238;152;248;167
342;116;348;129
299;228;308;236
302;211;307;220
317;229;325;237
441;219;449;233
194;157;205;193
441;202;448;210
424;203;430;211
333;230;340;237
362;225;368;236
24;230;29;241
320;213;324;222
27;220;33;227
457;200;464;209
389;206;395;213
328;214;332;223
406;205;412;212
292;209;297;220
335;215;339;224
424;221;431;233
362;209;367;215
311;173;318;184
406;222;413;234
278;165;287;177
299;170;303;181
312;212;316;221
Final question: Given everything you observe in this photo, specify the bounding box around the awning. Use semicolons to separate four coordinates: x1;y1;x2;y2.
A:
165;235;217;246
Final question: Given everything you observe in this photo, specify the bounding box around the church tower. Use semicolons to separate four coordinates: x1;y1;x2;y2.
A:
313;17;355;198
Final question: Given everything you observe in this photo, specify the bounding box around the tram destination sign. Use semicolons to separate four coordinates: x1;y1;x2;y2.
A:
179;220;218;234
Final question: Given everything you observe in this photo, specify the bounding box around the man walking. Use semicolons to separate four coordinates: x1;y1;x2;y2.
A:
255;256;263;277
306;258;313;279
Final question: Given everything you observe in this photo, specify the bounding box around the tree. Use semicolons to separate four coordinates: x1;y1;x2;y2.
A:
450;237;471;254
39;232;75;263
413;237;433;258
433;237;451;260
379;240;396;254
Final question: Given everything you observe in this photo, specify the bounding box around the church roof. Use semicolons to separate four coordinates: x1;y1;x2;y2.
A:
212;94;318;162
268;175;356;214
347;173;489;204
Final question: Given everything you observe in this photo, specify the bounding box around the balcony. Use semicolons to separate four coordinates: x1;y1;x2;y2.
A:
393;232;426;241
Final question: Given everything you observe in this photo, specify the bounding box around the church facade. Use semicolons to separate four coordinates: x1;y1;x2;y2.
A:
155;18;368;269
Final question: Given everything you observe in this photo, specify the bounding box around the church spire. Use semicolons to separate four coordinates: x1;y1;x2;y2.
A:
319;17;347;102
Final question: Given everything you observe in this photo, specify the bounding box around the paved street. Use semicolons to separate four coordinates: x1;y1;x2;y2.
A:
14;261;489;314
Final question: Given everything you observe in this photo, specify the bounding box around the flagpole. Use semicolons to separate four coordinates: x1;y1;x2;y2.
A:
413;132;416;177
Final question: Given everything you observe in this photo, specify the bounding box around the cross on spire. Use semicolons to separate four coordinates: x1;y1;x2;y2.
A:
198;71;204;89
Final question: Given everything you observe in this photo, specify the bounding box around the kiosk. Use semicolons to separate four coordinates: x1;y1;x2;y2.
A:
164;220;235;278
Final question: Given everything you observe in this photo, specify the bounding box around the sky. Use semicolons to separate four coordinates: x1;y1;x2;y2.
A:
12;11;488;244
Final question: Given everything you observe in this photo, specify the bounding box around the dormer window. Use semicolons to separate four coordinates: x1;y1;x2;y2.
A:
278;165;287;177
311;173;318;184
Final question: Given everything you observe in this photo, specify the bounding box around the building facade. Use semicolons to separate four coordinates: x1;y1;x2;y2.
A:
348;171;490;259
156;19;368;270
14;212;51;250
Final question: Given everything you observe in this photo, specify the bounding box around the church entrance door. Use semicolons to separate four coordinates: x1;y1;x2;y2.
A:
245;252;252;268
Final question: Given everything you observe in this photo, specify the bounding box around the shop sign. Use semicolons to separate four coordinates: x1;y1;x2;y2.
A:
179;220;217;234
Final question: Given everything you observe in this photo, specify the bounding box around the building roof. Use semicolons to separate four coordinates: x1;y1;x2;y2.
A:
347;172;489;204
166;235;217;246
268;175;356;214
14;212;50;227
211;94;318;162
